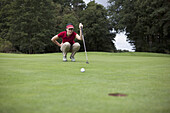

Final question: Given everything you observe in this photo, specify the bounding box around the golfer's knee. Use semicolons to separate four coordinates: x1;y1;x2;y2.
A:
73;43;80;51
61;42;71;51
75;42;80;48
64;42;71;47
63;42;71;49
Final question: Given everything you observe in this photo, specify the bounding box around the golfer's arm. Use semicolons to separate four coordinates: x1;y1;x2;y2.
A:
76;29;83;40
51;35;61;47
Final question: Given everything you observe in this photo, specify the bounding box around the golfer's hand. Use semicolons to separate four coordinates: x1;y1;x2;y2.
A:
79;23;83;29
60;43;63;47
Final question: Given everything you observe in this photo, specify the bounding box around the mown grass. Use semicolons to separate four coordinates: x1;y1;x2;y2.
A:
0;52;170;113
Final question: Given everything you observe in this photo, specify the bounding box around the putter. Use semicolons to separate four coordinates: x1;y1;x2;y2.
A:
81;27;89;64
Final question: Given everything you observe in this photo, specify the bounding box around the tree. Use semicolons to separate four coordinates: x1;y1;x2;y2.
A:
53;0;85;12
80;1;116;52
7;0;56;54
1;0;116;53
0;0;13;39
0;37;16;53
108;0;170;53
72;0;86;13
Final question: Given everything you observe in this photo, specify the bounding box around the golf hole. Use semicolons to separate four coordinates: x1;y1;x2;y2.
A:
108;93;127;97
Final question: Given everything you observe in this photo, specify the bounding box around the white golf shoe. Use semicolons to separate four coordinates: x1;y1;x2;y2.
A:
63;56;67;62
70;56;75;62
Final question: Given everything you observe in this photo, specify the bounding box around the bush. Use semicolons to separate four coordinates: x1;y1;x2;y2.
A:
0;38;16;53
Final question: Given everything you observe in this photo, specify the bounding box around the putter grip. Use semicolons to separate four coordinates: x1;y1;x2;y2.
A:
81;27;83;33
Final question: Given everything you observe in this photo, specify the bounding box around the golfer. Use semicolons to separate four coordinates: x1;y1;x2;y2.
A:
51;23;83;62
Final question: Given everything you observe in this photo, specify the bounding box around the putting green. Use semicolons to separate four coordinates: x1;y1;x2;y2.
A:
0;52;170;113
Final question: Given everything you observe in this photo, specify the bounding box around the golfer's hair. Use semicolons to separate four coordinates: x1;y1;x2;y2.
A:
66;23;73;26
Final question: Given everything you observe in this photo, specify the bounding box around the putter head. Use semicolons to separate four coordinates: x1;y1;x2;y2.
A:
86;61;89;64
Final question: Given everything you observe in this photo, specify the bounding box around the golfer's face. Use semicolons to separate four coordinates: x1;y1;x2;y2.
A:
67;28;74;35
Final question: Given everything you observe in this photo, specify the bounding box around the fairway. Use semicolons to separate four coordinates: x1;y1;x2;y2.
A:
0;52;170;113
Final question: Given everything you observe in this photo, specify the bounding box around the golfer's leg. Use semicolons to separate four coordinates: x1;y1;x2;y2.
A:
71;42;80;57
60;42;71;56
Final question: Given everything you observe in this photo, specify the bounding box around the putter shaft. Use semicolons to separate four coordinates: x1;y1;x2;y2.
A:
81;27;89;64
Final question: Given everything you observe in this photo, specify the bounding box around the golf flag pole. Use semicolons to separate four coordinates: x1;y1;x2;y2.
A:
81;27;89;64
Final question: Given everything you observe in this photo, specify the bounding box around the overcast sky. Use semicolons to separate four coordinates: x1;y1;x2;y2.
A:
83;0;134;51
84;0;108;7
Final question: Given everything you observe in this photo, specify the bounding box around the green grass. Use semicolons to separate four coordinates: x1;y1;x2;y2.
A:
0;52;170;113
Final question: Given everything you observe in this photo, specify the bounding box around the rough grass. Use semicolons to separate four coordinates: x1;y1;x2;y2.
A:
0;52;170;113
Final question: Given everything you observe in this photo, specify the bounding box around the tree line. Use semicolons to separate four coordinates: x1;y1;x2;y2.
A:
0;0;115;54
0;0;169;54
108;0;170;53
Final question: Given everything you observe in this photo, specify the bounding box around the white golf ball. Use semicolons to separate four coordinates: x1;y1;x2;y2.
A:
81;68;85;72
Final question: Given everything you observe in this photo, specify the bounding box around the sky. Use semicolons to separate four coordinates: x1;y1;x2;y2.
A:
83;0;134;51
84;0;108;7
114;32;134;51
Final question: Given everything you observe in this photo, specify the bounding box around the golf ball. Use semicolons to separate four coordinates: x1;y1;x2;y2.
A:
81;68;85;72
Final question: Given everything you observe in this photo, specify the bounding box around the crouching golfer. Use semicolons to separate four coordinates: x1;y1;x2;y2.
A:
51;23;83;62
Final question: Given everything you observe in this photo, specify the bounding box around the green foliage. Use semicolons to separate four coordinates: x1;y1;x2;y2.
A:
0;0;13;39
0;37;16;53
80;1;116;51
54;0;85;32
0;0;116;53
108;0;170;53
53;0;85;13
2;0;56;54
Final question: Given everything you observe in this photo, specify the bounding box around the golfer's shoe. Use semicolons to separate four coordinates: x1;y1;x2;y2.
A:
70;56;75;62
63;56;67;62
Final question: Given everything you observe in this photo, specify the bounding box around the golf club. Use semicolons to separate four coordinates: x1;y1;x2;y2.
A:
81;27;89;64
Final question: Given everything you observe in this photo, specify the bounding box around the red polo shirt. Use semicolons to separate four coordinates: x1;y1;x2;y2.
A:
58;31;77;45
